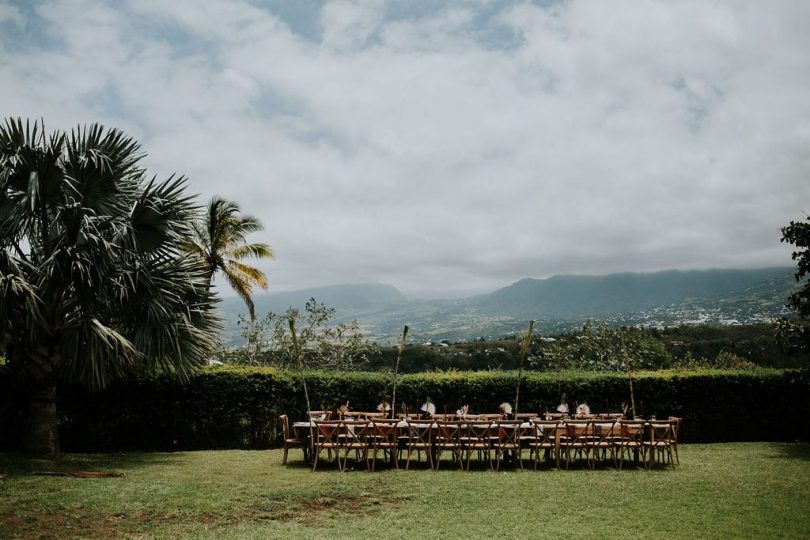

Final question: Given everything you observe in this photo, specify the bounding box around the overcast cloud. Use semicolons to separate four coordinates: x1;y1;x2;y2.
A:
2;0;809;298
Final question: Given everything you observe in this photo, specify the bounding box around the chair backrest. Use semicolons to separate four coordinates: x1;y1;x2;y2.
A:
370;419;400;443
313;420;342;445
478;413;502;420
465;421;494;448
494;420;522;448
279;414;290;439
600;413;624;420
434;420;463;445
649;420;678;444
432;413;456;421
544;412;568;420
564;420;593;443
533;420;559;445
514;413;538;420
592;420;618;442
405;419;434;447
618;420;646;443
668;416;682;441
341;420;370;446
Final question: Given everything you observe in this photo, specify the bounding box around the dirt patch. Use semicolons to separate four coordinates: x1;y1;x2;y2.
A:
241;481;412;527
0;482;411;538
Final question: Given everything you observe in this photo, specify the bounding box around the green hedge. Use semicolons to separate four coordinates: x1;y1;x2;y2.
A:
4;367;809;451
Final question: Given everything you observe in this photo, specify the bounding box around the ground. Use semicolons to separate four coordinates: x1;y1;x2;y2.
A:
1;443;809;539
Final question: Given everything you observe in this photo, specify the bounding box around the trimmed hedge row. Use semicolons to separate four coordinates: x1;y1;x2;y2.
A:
5;368;809;451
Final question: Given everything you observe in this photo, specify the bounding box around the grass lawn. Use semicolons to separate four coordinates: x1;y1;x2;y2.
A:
1;443;809;539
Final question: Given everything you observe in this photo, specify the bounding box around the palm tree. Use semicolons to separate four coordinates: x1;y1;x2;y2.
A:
183;197;273;320
0;118;221;454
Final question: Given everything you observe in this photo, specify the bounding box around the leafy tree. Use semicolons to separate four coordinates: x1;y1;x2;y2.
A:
532;320;671;371
782;216;810;316
222;298;371;370
183;197;273;320
776;216;810;352
0;119;220;454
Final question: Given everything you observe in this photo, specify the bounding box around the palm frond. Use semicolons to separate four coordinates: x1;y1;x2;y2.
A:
223;242;273;261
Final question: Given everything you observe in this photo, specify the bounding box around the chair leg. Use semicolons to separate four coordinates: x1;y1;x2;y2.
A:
282;444;289;465
312;447;321;471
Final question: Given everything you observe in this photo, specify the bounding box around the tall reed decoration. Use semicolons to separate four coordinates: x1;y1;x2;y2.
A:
620;333;638;418
390;325;409;419
289;316;311;413
514;320;535;415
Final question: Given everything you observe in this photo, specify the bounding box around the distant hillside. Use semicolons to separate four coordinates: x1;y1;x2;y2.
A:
469;268;793;319
218;267;797;343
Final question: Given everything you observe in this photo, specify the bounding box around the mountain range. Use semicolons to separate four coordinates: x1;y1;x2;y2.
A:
218;267;797;344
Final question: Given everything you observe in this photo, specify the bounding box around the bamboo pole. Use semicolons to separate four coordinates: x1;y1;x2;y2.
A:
289;316;311;413
391;325;409;419
514;320;535;415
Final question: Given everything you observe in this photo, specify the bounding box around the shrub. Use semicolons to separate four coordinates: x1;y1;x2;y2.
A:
1;367;807;451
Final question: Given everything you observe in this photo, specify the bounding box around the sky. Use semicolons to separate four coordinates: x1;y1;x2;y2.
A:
1;0;809;299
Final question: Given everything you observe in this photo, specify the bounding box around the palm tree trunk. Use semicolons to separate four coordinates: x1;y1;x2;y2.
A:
22;382;59;455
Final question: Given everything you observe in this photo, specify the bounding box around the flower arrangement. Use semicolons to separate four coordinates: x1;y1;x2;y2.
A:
576;403;591;416
377;400;391;413
420;399;436;417
456;404;470;419
338;402;350;417
499;402;513;415
556;403;569;413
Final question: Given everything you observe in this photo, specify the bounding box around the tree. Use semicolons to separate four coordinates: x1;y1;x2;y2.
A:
222;298;371;370
776;216;810;352
0;118;221;454
183;197;273;320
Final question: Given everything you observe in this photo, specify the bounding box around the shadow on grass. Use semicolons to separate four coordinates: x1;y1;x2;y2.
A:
0;451;185;476
768;442;810;461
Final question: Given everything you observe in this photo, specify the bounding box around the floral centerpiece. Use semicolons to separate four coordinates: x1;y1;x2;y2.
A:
377;400;391;414
456;404;470;419
576;403;591;416
420;399;436;418
499;402;513;417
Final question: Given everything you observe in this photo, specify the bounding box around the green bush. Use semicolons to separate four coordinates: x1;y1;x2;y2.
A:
2;367;808;451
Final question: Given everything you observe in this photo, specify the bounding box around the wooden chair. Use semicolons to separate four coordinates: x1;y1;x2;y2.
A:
404;419;434;470
338;420;371;472
644;420;678;470
462;421;495;471
589;421;618;468
434;421;464;470
367;419;400;471
562;420;592;469
616;420;646;469
529;421;560;470
312;420;342;471
668;416;682;465
493;420;523;471
279;414;305;465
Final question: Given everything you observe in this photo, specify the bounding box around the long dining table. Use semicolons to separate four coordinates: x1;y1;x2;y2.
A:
291;417;654;469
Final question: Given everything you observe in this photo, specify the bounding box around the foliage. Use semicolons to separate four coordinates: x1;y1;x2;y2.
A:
1;367;804;451
0;118;220;388
182;196;273;319
773;317;810;354
221;298;373;370
531;320;671;371
781;215;810;316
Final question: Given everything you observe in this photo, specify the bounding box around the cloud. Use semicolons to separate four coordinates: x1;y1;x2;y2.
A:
1;0;808;298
